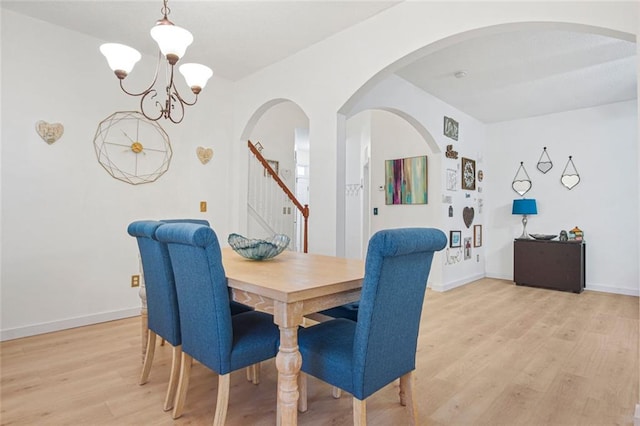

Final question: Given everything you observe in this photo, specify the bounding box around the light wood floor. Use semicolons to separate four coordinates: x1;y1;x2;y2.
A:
1;278;638;425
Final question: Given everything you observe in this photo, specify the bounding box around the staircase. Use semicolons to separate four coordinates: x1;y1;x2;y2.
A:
247;141;309;252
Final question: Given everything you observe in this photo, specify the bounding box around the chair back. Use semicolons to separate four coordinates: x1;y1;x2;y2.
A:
155;223;233;374
127;219;209;346
352;227;446;399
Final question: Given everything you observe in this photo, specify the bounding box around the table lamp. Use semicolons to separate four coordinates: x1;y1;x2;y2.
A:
512;199;537;239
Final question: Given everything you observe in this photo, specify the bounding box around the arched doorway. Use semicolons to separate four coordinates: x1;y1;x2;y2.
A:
240;99;310;251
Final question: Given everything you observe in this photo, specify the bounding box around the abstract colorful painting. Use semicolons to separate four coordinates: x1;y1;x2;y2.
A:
385;155;428;205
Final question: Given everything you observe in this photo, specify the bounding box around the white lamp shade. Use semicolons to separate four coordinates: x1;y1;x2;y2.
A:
150;24;193;60
100;43;141;74
179;63;213;89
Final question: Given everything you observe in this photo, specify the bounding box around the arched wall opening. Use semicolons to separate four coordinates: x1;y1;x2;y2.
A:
237;99;309;249
335;20;636;291
344;107;444;287
339;21;636;117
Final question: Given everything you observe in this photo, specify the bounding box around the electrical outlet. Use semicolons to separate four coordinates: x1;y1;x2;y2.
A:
200;201;207;212
131;275;140;287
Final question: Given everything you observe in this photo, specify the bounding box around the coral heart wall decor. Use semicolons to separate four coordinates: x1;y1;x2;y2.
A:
196;147;213;164
463;207;475;228
36;120;64;144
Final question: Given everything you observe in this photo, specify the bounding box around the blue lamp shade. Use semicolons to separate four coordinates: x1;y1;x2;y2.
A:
512;199;537;215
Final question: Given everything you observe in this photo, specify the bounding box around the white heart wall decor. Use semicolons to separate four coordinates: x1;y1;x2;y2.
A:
196;147;213;164
36;120;64;144
561;174;580;190
512;180;532;196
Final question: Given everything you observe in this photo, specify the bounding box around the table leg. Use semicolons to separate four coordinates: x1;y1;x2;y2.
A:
274;302;303;426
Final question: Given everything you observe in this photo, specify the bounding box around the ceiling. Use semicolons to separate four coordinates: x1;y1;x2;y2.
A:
2;1;637;123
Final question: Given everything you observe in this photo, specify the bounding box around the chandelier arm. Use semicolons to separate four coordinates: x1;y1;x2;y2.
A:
160;65;183;124
172;85;198;107
117;51;162;97
168;62;198;107
139;89;165;121
167;92;186;124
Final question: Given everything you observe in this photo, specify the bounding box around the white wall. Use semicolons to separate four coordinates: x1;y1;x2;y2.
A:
232;1;637;256
1;11;236;339
344;112;370;259
485;101;638;295
368;110;439;231
346;75;487;290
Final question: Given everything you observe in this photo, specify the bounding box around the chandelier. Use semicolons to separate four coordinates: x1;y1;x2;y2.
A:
100;0;212;124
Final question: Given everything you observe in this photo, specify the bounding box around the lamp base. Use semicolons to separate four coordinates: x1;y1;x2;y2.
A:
518;215;533;239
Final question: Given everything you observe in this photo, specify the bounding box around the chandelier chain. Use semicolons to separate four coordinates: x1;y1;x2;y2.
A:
160;0;170;18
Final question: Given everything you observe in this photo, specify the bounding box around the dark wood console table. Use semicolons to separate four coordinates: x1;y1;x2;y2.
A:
513;239;585;293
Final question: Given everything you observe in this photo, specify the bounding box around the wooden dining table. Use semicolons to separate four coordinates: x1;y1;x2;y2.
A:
221;247;364;425
139;247;364;425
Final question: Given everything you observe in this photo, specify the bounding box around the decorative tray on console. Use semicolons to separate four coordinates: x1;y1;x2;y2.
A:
530;234;557;240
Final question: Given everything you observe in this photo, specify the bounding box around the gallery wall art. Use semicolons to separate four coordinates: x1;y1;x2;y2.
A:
385;155;428;205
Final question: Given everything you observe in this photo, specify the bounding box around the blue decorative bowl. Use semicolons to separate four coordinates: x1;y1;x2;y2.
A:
228;233;290;260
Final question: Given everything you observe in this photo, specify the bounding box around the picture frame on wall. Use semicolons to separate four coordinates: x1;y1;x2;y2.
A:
449;230;461;248
444;116;459;140
446;168;457;191
464;237;472;260
264;159;279;177
474;224;482;247
384;155;428;205
461;157;476;191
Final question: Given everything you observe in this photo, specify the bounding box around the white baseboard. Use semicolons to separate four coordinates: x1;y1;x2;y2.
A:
429;273;486;292
586;283;639;297
0;308;140;341
634;403;640;426
486;271;512;281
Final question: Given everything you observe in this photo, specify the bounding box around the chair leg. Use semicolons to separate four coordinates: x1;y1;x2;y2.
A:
213;373;230;426
139;330;157;385
245;363;261;384
297;373;307;413
332;386;342;399
353;397;366;426
163;344;182;411
252;363;261;385
172;353;193;419
399;372;417;425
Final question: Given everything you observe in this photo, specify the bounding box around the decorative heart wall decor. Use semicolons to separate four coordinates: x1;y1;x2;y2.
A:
463;207;475;228
196;147;213;164
36;120;64;144
560;156;580;190
536;147;553;174
512;180;532;196
561;174;580;190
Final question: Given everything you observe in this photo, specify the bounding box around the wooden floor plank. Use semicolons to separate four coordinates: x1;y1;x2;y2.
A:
1;278;637;425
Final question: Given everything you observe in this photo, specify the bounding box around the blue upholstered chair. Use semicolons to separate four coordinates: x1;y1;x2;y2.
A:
161;220;253;321
297;228;446;425
127;219;254;414
155;223;280;424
